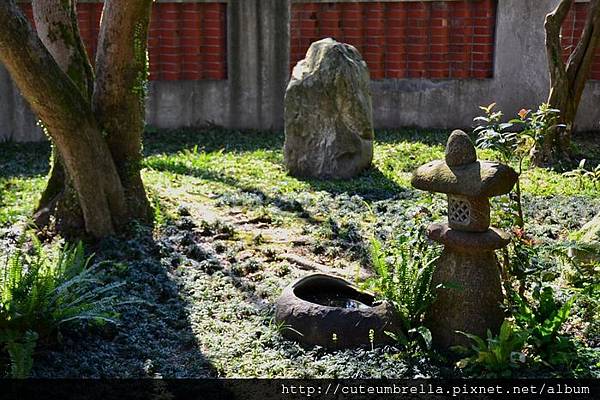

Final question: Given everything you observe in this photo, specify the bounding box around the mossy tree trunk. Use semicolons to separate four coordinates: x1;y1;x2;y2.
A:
31;0;95;231
533;0;600;166
93;0;153;222
0;0;152;238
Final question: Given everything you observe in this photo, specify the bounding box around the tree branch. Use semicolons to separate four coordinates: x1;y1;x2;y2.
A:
93;0;153;144
92;0;153;220
32;0;94;99
567;0;600;104
545;0;573;89
0;0;91;138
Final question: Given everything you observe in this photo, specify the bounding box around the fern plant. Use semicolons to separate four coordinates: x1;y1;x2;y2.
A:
0;235;123;377
363;227;440;348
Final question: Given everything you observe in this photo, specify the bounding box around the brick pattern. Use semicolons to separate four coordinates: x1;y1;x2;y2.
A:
149;2;227;80
18;2;228;81
290;1;497;80
561;2;600;80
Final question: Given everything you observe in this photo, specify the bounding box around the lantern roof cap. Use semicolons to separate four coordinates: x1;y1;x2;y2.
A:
411;130;518;197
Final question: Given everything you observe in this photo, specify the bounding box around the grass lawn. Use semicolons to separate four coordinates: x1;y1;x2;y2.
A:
0;128;599;378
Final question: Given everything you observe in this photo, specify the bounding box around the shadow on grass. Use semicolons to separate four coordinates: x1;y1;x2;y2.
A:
147;150;408;207
0;141;50;179
143;127;451;158
143;127;284;157
145;128;418;201
146;157;321;224
297;166;409;201
31;226;218;378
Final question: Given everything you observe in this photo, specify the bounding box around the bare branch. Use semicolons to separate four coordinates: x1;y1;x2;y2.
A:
567;0;600;103
545;0;573;87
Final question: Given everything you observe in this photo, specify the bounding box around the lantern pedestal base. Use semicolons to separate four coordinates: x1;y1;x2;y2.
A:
425;240;505;350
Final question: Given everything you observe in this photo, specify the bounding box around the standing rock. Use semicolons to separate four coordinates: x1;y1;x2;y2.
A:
570;212;600;265
284;38;374;179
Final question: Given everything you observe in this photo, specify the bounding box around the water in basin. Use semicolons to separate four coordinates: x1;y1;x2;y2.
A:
303;293;371;309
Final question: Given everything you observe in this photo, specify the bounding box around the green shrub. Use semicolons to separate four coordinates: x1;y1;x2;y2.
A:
363;226;440;348
454;320;528;378
0;235;123;377
513;286;577;367
474;102;562;229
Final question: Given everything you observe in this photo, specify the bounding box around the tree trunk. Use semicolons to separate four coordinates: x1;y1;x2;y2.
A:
534;0;600;165
32;0;95;232
0;0;152;237
94;0;153;222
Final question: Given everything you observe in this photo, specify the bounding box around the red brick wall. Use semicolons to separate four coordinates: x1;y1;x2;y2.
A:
290;1;497;80
18;2;228;81
149;3;227;80
561;2;600;80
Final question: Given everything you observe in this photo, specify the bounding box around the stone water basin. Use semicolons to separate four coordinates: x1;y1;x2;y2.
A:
275;273;401;349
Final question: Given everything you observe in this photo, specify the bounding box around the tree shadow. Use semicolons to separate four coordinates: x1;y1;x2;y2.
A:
143;127;284;157
147;157;322;225
0;141;50;179
295;166;409;201
30;226;218;378
143;127;452;157
145;128;414;201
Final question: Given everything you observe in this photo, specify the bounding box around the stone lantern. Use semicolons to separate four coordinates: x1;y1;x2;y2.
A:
411;130;518;349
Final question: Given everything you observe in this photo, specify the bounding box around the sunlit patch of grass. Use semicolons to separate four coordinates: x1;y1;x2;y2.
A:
0;177;45;226
0;128;598;231
143;128;599;205
0;141;50;227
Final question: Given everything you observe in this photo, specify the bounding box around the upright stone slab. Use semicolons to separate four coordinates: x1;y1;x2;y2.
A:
284;38;374;179
412;130;518;350
570;212;600;265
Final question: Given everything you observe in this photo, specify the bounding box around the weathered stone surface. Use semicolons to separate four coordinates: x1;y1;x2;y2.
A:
275;274;400;349
447;195;490;232
445;130;477;166
570;212;600;264
284;38;374;179
427;223;511;252
579;212;600;243
411;160;518;197
426;248;504;349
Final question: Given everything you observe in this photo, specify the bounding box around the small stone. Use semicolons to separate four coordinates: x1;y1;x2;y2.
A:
579;212;600;243
445;130;477;166
284;38;374;179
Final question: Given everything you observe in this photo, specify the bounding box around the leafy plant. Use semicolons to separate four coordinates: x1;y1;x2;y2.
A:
562;159;600;190
363;225;440;349
454;320;527;377
0;235;123;377
502;231;553;296
513;286;577;367
474;103;562;229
